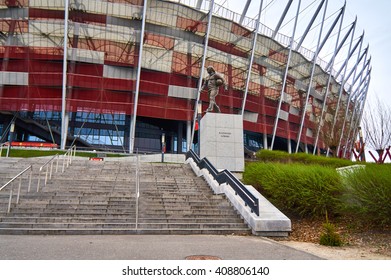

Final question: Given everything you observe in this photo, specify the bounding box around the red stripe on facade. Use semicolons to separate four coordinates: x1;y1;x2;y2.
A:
139;80;168;96
71;63;103;76
103;78;134;92
29;73;62;86
29;47;63;60
29;8;65;20
0;46;29;60
1;58;27;72
29;60;63;73
69;11;107;24
67;74;103;89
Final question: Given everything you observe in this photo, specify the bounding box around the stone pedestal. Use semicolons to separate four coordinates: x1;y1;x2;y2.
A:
200;113;244;172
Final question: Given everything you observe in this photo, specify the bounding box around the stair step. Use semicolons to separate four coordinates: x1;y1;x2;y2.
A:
0;222;247;230
0;216;243;223
0;228;251;235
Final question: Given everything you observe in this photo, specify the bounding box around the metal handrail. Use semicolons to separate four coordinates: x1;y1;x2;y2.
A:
0;165;33;213
62;145;77;172
186;149;260;216
36;154;59;192
36;145;77;191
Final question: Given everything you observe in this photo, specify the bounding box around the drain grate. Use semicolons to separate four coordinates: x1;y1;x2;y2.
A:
185;255;222;260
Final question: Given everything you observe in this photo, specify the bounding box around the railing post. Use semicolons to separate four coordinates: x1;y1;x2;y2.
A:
28;168;32;193
7;188;13;213
37;172;41;192
50;161;53;179
56;155;59;173
62;156;66;173
67;152;70;167
16;176;22;204
45;165;49;186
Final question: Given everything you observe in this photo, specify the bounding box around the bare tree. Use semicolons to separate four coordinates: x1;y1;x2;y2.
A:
320;117;343;156
318;100;344;157
361;96;391;158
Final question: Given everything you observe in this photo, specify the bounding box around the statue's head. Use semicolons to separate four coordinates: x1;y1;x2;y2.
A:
206;66;215;74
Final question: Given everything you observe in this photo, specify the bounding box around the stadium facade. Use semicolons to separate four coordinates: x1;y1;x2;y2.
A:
0;0;371;157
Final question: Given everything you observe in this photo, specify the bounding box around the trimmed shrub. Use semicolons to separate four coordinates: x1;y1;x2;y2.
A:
340;164;391;226
243;162;343;217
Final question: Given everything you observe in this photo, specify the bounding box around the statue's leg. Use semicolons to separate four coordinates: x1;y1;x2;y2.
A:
212;91;220;112
206;90;216;112
207;89;218;112
214;103;221;113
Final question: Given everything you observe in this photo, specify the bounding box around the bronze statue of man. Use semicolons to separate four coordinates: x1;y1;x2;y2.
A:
201;66;227;113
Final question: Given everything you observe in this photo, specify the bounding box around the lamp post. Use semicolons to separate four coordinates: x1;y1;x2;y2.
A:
6;122;15;158
197;101;202;156
161;132;165;163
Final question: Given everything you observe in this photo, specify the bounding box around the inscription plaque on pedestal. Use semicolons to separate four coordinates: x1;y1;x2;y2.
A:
200;113;244;172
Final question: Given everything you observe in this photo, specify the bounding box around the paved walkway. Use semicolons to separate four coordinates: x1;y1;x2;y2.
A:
0;234;322;260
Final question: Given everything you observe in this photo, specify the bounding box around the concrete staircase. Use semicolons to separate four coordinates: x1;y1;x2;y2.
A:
0;157;251;235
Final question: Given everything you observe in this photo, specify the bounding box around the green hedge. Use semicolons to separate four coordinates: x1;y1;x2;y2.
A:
255;149;354;168
340;164;391;226
243;159;391;227
243;162;343;217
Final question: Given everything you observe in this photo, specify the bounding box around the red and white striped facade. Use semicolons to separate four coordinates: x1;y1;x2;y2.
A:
0;0;371;156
